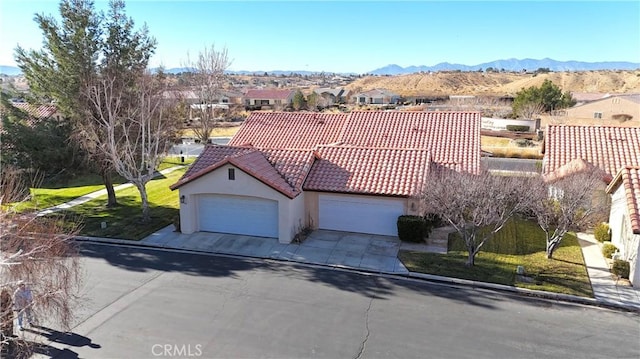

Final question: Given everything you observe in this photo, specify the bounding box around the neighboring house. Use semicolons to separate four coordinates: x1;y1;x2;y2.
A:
606;166;640;285
543;125;640;284
164;89;243;108
570;92;611;106
244;89;295;108
563;94;640;122
352;88;400;105
171;111;481;243
313;87;349;104
543;125;640;182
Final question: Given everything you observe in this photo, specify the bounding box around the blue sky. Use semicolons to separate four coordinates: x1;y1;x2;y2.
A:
1;1;639;74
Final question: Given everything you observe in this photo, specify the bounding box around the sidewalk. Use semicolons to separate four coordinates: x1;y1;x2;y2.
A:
37;166;185;217
576;233;640;310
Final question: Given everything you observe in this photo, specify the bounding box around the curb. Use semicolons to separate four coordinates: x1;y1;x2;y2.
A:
74;236;640;314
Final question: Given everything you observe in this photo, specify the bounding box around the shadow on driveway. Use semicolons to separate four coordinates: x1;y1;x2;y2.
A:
4;325;100;359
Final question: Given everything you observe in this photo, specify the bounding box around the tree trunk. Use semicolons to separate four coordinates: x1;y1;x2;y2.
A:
466;251;475;267
102;170;118;207
546;240;558;259
136;182;150;223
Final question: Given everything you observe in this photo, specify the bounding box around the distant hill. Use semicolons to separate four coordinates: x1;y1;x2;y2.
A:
345;70;640;97
369;58;640;75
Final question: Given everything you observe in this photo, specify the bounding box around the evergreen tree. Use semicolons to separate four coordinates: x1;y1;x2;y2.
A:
14;0;156;207
292;90;306;110
512;79;575;117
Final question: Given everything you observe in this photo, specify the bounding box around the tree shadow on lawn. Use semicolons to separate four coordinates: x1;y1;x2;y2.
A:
57;202;178;240
75;242;580;311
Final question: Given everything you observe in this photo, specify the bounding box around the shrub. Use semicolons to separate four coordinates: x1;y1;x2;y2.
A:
506;125;530;132
601;242;617;259
594;223;611;242
612;260;630;279
514;138;534;147
397;215;427;243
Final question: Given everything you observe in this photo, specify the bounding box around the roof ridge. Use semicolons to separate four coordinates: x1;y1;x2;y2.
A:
548;124;640;129
261;152;306;193
316;144;431;152
229;151;299;197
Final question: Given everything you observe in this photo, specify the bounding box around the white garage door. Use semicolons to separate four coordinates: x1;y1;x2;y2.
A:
319;194;405;236
198;195;278;238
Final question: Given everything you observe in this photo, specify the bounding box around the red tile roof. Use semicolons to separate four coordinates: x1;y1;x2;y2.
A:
244;89;294;100
229;111;481;173
261;149;316;192
229;112;348;149
304;146;430;196
170;145;314;198
341;111;480;173
607;166;640;234
175;111;480;197
544;125;640;182
12;103;58;119
542;158;612;184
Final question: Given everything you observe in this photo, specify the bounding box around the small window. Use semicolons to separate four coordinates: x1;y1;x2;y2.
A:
594;112;603;119
228;168;235;180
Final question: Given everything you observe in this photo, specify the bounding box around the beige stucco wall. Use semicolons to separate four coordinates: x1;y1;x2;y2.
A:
176;164;302;243
565;97;640;122
609;184;640;285
304;192;413;229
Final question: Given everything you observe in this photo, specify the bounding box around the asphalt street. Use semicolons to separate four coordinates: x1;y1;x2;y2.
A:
26;243;640;359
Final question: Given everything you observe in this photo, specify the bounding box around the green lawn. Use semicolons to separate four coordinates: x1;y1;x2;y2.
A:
12;157;193;212
398;218;593;297
158;155;196;170
50;168;186;240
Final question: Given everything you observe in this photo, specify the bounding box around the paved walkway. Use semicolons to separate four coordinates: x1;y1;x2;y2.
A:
37;166;185;217
576;233;640;310
38;175;640;312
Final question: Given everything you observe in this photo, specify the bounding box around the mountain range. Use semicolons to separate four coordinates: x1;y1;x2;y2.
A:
369;58;640;75
2;58;639;76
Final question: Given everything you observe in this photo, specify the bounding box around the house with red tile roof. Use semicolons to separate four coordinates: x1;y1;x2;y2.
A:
543;125;640;182
606;166;640;285
544;124;640;284
171;111;481;243
244;89;295;109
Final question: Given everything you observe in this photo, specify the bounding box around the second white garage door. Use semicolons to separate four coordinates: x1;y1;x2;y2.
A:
198;194;278;238
318;194;405;236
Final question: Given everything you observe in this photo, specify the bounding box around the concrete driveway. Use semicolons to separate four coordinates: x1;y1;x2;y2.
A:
142;227;411;274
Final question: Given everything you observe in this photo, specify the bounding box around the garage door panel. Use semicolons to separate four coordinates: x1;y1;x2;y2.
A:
319;195;404;236
198;195;278;238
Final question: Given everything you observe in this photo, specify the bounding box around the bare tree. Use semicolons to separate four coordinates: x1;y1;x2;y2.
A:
516;101;545;119
531;170;609;259
183;44;231;143
421;168;533;266
85;71;179;222
0;171;82;356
